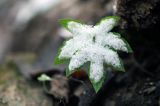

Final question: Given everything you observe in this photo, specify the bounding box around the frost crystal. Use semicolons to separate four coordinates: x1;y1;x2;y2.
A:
56;16;132;92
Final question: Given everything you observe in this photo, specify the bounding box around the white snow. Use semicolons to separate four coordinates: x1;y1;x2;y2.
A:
68;21;94;35
90;61;104;83
59;17;128;83
95;18;116;33
103;32;128;52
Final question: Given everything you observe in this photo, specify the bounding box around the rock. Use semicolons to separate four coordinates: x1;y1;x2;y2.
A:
50;74;69;102
0;63;52;106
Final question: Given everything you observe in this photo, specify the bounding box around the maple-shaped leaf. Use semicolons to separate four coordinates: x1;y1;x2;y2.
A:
55;16;132;92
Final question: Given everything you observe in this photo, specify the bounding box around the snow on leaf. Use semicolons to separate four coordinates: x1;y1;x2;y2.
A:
104;32;128;51
90;61;104;83
56;16;132;92
95;16;120;33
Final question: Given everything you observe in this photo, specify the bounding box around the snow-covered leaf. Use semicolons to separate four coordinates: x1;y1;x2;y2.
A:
56;16;132;92
54;41;69;65
89;67;106;93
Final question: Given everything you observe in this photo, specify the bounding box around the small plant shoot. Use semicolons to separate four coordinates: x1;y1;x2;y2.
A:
55;16;132;92
38;74;52;82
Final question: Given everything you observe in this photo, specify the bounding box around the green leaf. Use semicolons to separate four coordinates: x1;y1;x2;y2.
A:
89;70;106;93
114;58;125;72
121;38;133;53
65;68;70;77
112;32;121;37
112;32;133;53
56;16;133;93
54;56;68;65
104;58;125;72
65;62;89;77
66;62;89;77
66;67;75;77
54;41;70;65
96;16;120;26
88;62;106;93
59;19;84;31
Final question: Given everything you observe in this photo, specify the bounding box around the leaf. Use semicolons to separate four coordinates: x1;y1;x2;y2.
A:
65;66;81;77
54;41;70;65
66;62;90;77
90;75;106;93
121;38;133;53
113;58;125;72
112;32;133;53
95;16;120;33
65;68;72;77
69;51;88;71
96;16;120;25
89;65;106;93
59;19;84;32
56;16;133;92
38;74;52;82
